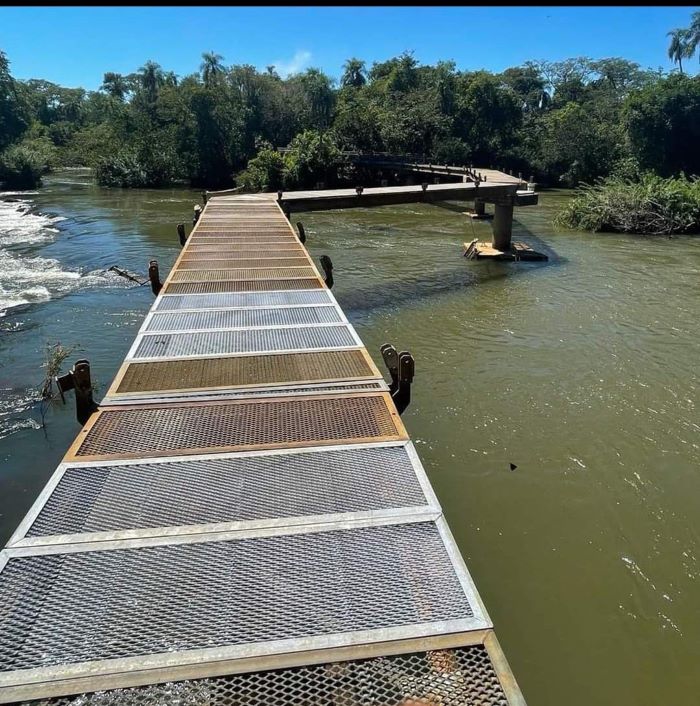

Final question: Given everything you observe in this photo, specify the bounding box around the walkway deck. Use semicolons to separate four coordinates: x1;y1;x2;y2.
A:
0;195;526;705
272;181;538;213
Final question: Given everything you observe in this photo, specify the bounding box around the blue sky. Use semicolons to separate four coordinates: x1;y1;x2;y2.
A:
0;6;697;89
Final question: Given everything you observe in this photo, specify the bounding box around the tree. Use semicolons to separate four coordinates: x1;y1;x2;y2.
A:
200;52;225;88
623;74;700;176
0;50;31;150
687;11;700;60
101;72;128;100
138;61;164;103
667;29;692;74
341;58;366;88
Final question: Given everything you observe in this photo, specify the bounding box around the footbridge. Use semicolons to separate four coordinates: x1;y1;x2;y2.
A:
0;195;527;705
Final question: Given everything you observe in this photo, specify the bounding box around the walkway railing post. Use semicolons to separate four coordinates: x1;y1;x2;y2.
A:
148;260;163;296
177;223;187;247
55;359;99;425
320;255;334;289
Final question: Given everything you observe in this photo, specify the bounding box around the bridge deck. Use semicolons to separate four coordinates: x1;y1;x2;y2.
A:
0;195;526;705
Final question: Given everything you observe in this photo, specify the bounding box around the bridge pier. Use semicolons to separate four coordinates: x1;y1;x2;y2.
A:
492;203;514;251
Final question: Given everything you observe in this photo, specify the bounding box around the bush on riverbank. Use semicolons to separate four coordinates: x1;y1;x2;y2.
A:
95;146;177;188
0;143;49;189
556;173;700;234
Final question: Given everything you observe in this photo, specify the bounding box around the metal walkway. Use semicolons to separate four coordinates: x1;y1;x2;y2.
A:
0;196;526;705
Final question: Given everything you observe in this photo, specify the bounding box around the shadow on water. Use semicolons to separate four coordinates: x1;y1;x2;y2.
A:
340;205;564;316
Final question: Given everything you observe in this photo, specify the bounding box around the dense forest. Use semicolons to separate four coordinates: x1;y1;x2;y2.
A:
1;11;700;193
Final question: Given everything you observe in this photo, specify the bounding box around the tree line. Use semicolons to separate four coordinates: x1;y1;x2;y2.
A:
1;21;700;191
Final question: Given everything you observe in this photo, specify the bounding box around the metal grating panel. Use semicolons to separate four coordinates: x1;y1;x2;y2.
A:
155;290;333;311
25;445;429;538
178;258;310;269
131;325;357;359
188;238;297;245
0;522;473;671
170;268;316;282
163;279;323;294
144;307;342;332
18;644;509;706
182;250;305;259
184;243;305;252
191;231;295;237
72;393;404;458
106;382;386;405
115;349;378;393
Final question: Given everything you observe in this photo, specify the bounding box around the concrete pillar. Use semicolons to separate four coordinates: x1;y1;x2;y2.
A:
473;198;486;216
492;204;514;251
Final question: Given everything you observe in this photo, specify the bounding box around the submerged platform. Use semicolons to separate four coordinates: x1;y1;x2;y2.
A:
464;240;549;262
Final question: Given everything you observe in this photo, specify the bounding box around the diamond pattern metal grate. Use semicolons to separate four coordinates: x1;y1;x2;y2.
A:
144;306;342;332
115;349;376;393
26;445;428;537
155;290;333;311
19;645;509;706
0;522;473;671
163;279;323;294
73;393;404;458
132;325;357;359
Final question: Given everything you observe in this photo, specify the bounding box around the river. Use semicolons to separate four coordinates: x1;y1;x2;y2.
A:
1;170;698;706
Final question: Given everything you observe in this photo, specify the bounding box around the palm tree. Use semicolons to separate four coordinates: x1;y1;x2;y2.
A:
162;71;178;88
688;11;700;60
101;72;128;100
340;58;366;88
139;60;164;103
667;29;692;74
200;52;225;88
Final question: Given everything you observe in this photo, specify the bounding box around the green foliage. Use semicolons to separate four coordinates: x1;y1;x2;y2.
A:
95;138;178;188
536;102;623;186
556;173;700;234
282;130;343;189
0;142;48;188
237;144;285;191
0;50;31;150
3;25;700;193
623;74;700;177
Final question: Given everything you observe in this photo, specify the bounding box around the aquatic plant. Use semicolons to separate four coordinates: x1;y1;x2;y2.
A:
40;342;77;401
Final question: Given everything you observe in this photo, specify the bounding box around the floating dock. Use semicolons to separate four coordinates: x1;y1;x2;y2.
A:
0;195;527;705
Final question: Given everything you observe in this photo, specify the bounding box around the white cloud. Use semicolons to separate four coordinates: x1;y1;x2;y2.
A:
272;50;312;78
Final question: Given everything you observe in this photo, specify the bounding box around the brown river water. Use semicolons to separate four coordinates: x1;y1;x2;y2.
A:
1;171;698;705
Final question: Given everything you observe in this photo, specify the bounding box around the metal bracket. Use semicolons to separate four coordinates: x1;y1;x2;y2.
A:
55;359;98;426
296;222;306;244
380;343;399;394
148;260;163;296
320;255;333;289
381;345;415;414
394;351;415;415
